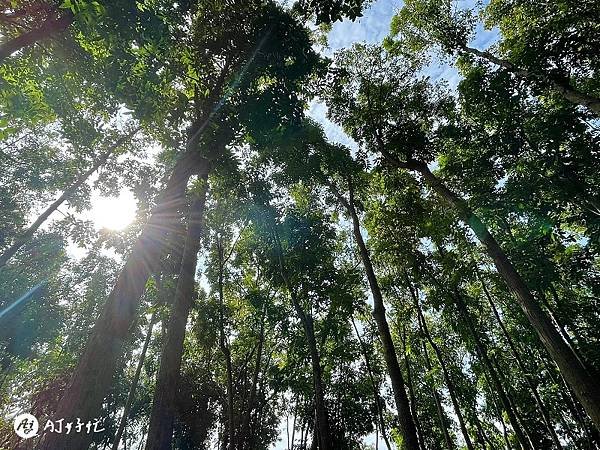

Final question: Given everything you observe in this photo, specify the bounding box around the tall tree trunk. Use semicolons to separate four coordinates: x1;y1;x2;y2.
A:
420;339;455;450
240;304;266;450
38;149;208;450
0;12;73;63
145;180;208;450
499;412;512;450
409;279;474;450
476;268;563;449
216;236;236;450
541;287;589;372
274;230;332;450
460;45;600;115
542;355;600;449
290;401;298;450
400;325;426;450
351;318;393;450
0;128;139;269
496;358;537;449
328;179;420;450
387;156;600;429
112;310;157;450
300;311;329;450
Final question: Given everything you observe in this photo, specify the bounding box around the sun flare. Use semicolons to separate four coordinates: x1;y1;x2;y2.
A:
89;190;137;231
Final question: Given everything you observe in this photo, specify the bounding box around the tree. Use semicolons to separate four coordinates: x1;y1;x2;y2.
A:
2;1;600;449
145;177;208;450
37;4;320;448
323;43;600;429
387;0;600;114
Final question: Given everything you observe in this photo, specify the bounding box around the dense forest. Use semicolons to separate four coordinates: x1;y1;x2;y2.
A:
0;0;599;449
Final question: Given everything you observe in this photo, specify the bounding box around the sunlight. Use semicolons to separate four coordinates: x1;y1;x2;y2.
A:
89;189;137;231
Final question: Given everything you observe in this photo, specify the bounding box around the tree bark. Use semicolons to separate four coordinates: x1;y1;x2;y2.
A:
112;310;157;450
421;339;455;450
472;413;496;450
387;156;600;430
0;128;139;269
145;180;208;450
400;325;426;450
37;149;209;450
461;46;600;115
240;304;266;450
328;179;420;450
216;236;236;450
0;12;73;63
274;229;332;450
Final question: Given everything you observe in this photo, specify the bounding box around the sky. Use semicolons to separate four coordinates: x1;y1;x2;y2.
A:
307;0;403;151
307;0;499;152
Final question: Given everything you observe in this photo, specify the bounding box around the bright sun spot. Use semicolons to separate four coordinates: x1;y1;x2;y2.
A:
89;189;137;231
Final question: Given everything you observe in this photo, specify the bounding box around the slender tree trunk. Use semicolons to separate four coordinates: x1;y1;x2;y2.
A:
476;269;563;449
216;236;236;450
328;179;420;450
290;401;298;450
460;45;600;115
37;149;209;450
389;157;600;429
499;412;512;450
472;413;496;450
496;359;537;449
351;318;393;450
300;422;307;450
112;310;157;450
274;230;331;450
0;12;73;63
540;287;589;373
240;304;266;450
409;279;474;450
145;180;208;450
223;334;234;450
421;338;455;450
0;128;139;269
400;325;426;450
302;313;329;450
543;357;600;449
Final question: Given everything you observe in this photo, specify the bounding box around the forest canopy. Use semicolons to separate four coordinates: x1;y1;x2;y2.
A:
0;0;599;449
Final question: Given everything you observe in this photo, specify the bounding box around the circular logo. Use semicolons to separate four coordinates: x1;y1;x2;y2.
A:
13;413;39;439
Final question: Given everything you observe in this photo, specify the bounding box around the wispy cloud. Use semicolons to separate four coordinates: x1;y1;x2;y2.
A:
324;0;403;56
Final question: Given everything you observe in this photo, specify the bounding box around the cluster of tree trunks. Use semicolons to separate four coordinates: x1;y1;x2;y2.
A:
37;146;209;449
376;153;600;430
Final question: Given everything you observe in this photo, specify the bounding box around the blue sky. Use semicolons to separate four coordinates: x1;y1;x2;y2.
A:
308;1;417;148
308;0;403;151
307;0;499;152
325;0;403;55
